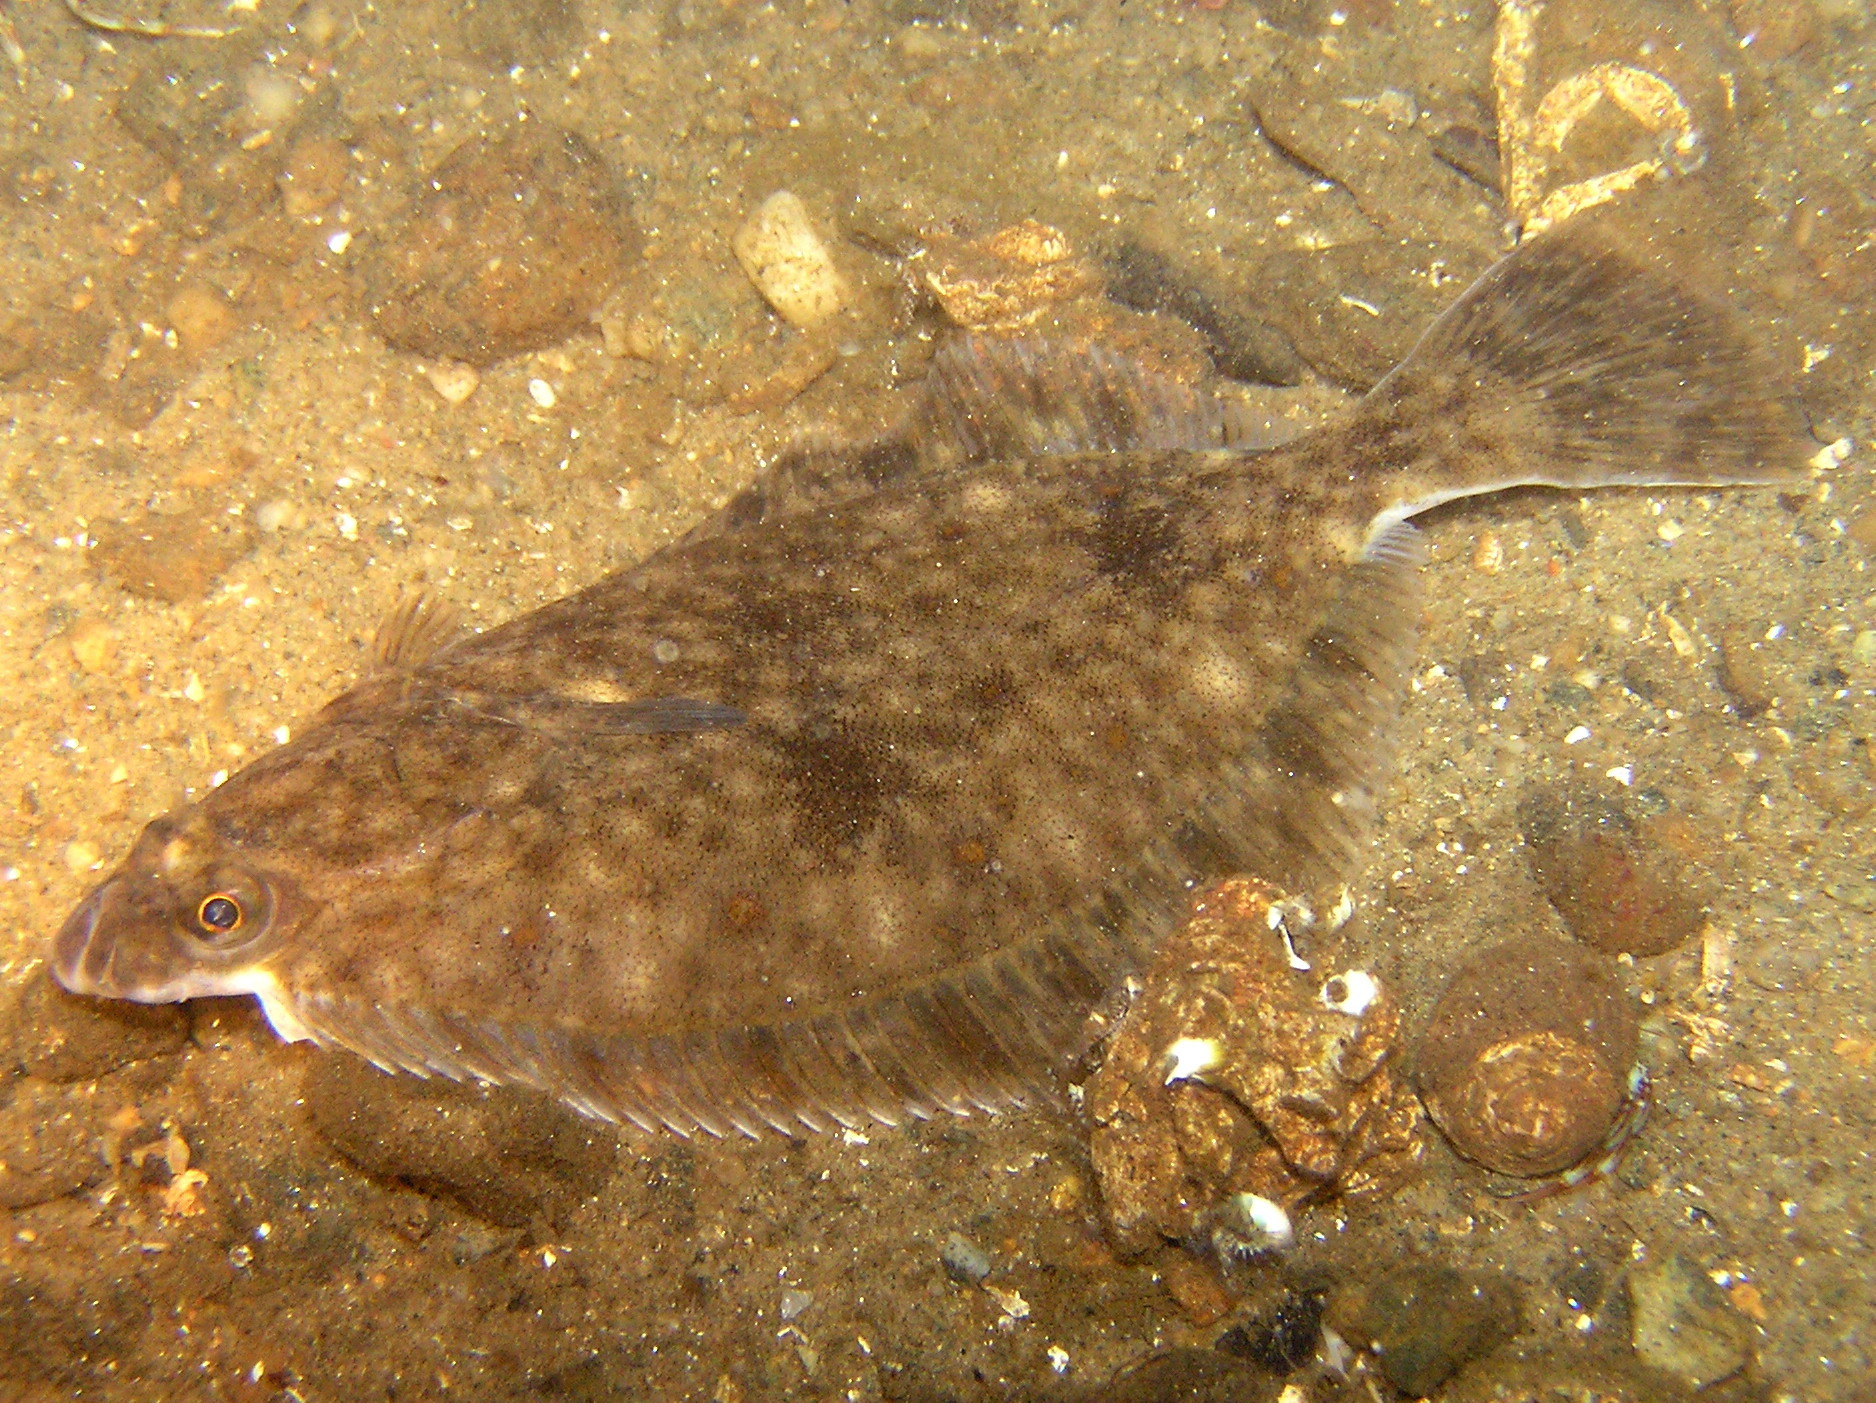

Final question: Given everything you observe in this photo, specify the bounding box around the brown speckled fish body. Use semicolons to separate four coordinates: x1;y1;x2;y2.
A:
53;225;1799;1137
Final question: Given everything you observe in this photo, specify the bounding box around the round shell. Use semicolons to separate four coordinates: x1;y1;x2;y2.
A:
1413;935;1639;1178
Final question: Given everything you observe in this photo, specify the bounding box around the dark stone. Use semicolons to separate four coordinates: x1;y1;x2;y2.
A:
1106;240;1306;386
1328;1263;1523;1397
367;125;637;366
1217;1287;1326;1372
1518;784;1708;956
304;1055;619;1229
9;975;188;1083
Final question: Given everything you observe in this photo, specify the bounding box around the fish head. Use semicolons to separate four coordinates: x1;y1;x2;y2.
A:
53;809;307;1015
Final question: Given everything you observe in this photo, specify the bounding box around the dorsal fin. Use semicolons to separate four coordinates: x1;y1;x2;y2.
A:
911;335;1299;466
690;337;1305;545
373;592;467;671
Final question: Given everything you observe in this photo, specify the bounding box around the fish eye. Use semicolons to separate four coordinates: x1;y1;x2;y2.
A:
176;866;276;955
197;893;244;934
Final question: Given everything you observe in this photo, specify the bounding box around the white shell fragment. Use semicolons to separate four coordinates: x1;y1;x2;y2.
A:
731;190;848;328
1211;1192;1295;1260
1159;1036;1223;1086
1319;969;1380;1018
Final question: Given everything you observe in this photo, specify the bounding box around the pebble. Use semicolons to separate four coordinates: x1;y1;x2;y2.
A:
1627;1254;1752;1389
95;508;254;605
527;377;557;409
304;1055;618;1229
424;360;481;405
68;618;117;674
1327;1263;1524;1397
368;126;636;365
277;133;349;217
731;190;849;329
939;1230;992;1284
166;283;241;358
1518;784;1707;957
1715;624;1776;718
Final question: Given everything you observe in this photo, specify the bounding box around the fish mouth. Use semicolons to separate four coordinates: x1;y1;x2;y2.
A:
52;884;113;996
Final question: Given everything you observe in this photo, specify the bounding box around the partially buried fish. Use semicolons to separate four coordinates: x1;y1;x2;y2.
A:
53;222;1797;1138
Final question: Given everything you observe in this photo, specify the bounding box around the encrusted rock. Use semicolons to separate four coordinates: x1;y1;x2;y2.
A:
368;125;636;365
1087;878;1422;1260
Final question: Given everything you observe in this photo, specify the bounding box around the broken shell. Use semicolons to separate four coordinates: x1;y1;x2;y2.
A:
1413;935;1639;1179
1208;1191;1294;1261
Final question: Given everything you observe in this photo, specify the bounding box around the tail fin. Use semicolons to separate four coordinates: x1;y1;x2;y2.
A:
1339;220;1806;536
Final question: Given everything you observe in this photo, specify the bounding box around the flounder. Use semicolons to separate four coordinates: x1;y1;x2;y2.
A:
52;224;1797;1138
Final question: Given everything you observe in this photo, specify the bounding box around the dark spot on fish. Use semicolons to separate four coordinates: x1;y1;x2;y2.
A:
773;716;917;863
724;893;766;929
964;667;1019;722
1078;483;1187;595
854;439;920;488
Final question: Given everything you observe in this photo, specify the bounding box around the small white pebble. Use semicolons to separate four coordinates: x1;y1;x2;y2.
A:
335;511;358;542
272;726;291;745
1656;519;1685;542
1564;725;1592;744
425;361;480;404
254;498;296;533
183;670;207;703
1810;437;1853;471
326;229;353;255
1606;764;1634;786
528;377;557;408
1047;1345;1071;1376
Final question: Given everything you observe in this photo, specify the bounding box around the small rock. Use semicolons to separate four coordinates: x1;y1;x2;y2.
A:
1160;1251;1233;1327
1715;624;1776;718
778;1287;814;1322
278;133;349;217
424;360;481;405
0;1078;109;1208
1328;1263;1524;1397
1627;1254;1752;1390
68;618;117;674
166;283;240;358
8;975;189;1083
304;1055;618;1229
94;507;254;605
732;190;849;329
369;126;636;365
1518;784;1708;957
940;1230;992;1283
